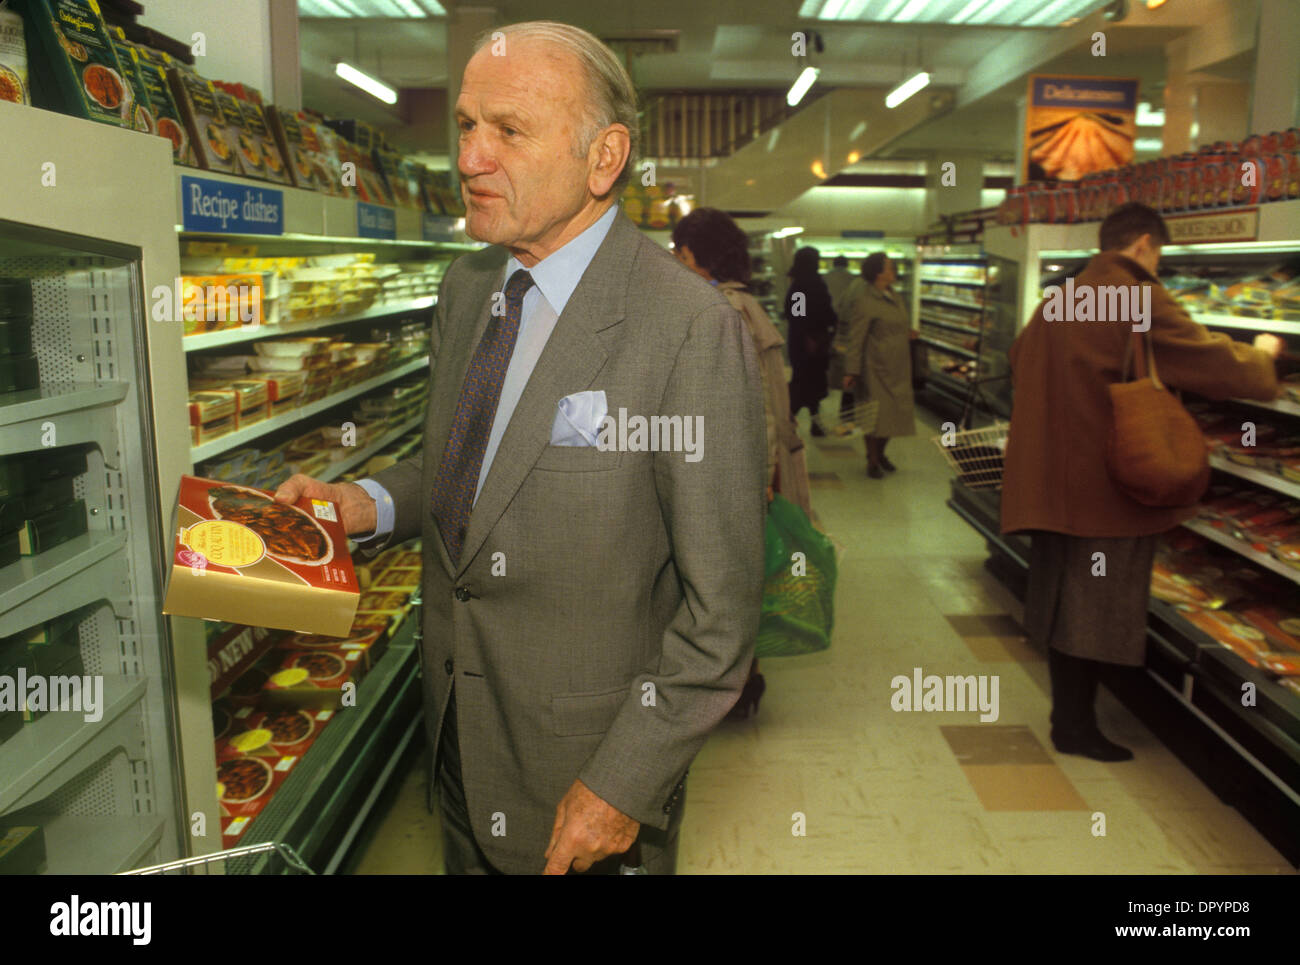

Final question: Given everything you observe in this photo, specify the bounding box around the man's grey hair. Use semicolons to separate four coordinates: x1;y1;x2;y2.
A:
472;21;640;194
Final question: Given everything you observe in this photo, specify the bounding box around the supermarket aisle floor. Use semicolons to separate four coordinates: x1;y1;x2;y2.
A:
354;401;1296;875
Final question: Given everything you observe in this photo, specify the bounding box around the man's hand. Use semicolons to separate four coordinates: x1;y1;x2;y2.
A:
274;474;377;537
543;779;639;875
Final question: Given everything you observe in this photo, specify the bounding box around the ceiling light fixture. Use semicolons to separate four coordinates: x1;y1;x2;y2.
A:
787;66;820;107
336;62;397;105
886;70;930;108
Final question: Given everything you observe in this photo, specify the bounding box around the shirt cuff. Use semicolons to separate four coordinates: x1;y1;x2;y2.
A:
352;478;396;553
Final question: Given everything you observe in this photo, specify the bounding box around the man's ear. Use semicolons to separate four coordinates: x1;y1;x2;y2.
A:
588;124;631;198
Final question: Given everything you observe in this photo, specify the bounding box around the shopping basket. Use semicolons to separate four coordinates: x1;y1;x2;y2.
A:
118;840;315;875
931;421;1009;490
822;398;879;438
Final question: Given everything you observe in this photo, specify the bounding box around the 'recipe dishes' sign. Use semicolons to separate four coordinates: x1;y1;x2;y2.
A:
163;475;359;637
1023;74;1139;183
181;174;284;234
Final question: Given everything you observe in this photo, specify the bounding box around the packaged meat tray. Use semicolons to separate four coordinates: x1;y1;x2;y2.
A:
162;475;359;637
1235;606;1300;655
1175;605;1273;666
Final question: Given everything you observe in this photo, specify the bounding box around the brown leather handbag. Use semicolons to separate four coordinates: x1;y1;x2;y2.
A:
1106;329;1211;507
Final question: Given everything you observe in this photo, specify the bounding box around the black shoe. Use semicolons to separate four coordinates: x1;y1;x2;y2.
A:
1051;729;1134;762
880;455;896;472
867;464;884;479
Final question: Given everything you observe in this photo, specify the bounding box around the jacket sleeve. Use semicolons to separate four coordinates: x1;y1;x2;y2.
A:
1146;283;1278;402
576;300;767;829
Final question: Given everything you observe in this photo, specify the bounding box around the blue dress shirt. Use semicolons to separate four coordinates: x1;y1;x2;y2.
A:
354;203;621;548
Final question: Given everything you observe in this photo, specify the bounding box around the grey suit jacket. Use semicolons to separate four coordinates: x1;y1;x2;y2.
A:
370;209;767;874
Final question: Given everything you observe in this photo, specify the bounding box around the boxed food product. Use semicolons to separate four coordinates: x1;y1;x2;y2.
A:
1176;605;1273;666
0;4;31;105
162;475;359;636
19;499;87;555
225;705;334;756
167;65;239;174
105;30;153;134
210;81;265;180
0;825;46;875
373;566;420;592
260;646;368;709
222;84;290;186
16;0;129;127
216;744;298;820
0;352;39;393
122;39;193;165
188;389;236;426
281;625;389;671
207;622;281;700
1234;606;1300;655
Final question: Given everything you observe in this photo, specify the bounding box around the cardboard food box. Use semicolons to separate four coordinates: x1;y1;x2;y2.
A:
167;65;239;174
259;646;368;710
207;622;281;701
0;5;31;106
281;626;389;672
219;83;291;186
16;0;129;128
226;705;334;756
216;743;297;821
122;39;193;165
104;29;153;134
162;475;359;637
373;566;420;592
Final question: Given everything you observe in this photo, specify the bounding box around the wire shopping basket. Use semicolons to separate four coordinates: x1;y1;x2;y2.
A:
821;399;880;438
118;841;315;875
931;421;1010;490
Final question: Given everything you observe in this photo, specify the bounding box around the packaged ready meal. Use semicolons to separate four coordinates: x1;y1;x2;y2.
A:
167;65;238;174
162;475;359;636
0;2;30;105
15;0;128;127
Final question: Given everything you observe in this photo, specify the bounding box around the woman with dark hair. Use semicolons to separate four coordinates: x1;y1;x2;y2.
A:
784;246;838;437
672;207;813;719
843;252;916;477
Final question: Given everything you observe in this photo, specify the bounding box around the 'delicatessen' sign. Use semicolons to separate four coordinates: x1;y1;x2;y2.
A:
181;175;284;235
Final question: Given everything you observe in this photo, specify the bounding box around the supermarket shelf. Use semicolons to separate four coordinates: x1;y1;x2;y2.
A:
318;414;424;483
1181;518;1300;586
920;294;984;311
1234;396;1300;418
924;370;977;398
227;620;420;874
190;355;430;461
919;336;978;359
0;533;129;639
182;297;436;352
1;675;149;813
1192;312;1300;336
919;274;985;286
1208;451;1300;499
40;814;166;874
0;383;126;454
920;315;983;336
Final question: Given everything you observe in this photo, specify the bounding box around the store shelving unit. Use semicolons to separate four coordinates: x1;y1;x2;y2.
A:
912;246;999;420
955;200;1300;864
0;103;202;872
181;297;436;352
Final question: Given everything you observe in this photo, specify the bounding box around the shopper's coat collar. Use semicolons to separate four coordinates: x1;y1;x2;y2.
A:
1090;249;1159;284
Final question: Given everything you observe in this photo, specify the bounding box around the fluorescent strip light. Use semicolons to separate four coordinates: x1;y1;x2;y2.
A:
896;0;932;21
308;0;352;14
1133;137;1163;151
1136;101;1165;125
798;0;822;16
336;62;398;105
787;66;820;107
1023;0;1077;26
820;0;849;18
949;0;989;22
842;0;870;17
773;227;805;238
879;0;908;18
395;0;426;14
885;70;930;109
849;120;867;140
968;0;1017;23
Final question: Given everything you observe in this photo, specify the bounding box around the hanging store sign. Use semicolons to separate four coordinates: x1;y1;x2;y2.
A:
357;202;397;240
1164;208;1260;245
181;175;284;235
1023;75;1139;183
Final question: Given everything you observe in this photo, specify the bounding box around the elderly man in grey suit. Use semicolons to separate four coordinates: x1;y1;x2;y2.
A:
275;20;766;875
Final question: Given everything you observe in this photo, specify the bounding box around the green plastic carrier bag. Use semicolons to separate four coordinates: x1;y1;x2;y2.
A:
754;494;837;657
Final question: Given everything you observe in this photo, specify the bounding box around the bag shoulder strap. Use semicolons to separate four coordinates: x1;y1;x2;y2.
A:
1120;329;1164;390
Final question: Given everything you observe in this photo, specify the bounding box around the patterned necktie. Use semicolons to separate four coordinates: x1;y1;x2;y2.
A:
430;268;535;566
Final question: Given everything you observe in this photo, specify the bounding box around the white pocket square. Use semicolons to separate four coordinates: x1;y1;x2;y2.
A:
550;390;608;446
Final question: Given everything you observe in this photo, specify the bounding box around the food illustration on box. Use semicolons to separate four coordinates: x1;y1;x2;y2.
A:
162;475;359;637
1023;75;1138;182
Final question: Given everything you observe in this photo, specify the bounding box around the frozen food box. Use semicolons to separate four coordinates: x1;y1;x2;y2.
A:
224;705;334;757
259;646;368;709
162;474;359;636
207;622;281;700
167;65;239;174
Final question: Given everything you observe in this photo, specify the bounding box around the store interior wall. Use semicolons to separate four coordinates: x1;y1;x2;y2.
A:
139;0;275;96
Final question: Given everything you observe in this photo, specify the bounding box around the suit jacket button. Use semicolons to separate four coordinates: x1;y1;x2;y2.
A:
455;586;471;602
444;658;454;675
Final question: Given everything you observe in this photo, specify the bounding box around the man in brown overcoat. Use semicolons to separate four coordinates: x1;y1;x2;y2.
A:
1001;202;1281;761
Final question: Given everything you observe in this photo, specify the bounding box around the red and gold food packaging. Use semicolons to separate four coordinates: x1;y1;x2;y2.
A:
259;646;369;709
1264;154;1287;202
162;475;360;636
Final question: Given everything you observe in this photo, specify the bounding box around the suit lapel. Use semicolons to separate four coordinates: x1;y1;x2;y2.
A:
455;212;639;574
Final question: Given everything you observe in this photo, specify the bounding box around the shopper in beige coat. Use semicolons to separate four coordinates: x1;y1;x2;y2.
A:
842;252;917;477
1001;202;1281;761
